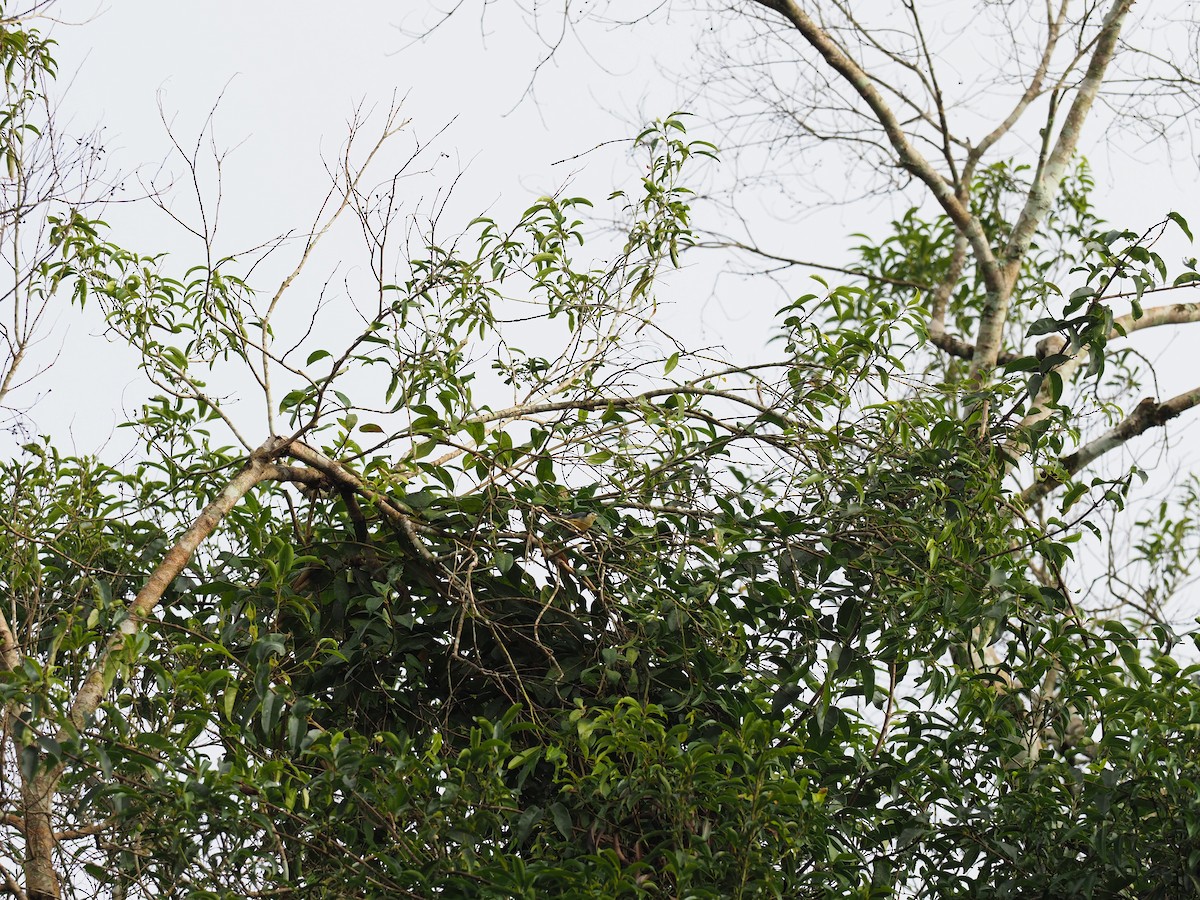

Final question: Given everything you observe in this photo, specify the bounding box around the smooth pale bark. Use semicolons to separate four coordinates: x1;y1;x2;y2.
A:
19;437;287;900
753;0;1138;457
970;0;1136;377
1021;385;1200;506
0;608;20;674
64;436;286;732
1009;301;1200;471
22;774;57;900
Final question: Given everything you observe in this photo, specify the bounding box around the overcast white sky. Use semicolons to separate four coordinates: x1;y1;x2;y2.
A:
49;3;696;255
32;3;711;448
43;15;1196;310
21;3;1200;470
0;2;1183;622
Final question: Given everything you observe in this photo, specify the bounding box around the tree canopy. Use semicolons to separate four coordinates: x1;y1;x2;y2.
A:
3;3;1200;898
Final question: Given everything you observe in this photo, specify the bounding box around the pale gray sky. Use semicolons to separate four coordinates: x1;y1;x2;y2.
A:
0;2;1185;622
35;3;722;448
21;3;1200;470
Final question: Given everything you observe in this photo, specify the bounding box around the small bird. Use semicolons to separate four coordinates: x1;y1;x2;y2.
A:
558;509;598;532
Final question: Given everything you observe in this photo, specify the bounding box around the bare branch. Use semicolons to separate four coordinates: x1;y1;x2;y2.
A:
751;0;1005;297
698;236;936;291
64;436;287;735
260;104;412;434
1022;386;1200;507
973;0;1135;375
966;0;1070;173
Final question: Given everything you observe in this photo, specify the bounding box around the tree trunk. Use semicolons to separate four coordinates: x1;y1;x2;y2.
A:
22;772;59;900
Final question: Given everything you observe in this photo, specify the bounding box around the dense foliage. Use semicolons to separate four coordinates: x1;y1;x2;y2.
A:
3;4;1200;898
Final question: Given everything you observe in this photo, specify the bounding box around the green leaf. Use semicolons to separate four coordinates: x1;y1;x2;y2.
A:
19;746;39;781
1027;317;1062;337
261;690;282;735
549;802;573;839
1168;211;1193;241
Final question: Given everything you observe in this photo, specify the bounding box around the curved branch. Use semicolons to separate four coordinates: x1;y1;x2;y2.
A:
1013;300;1200;451
928;231;971;354
284;440;435;563
1114;300;1200;335
751;0;1004;298
1021;386;1200;507
64;436;288;734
